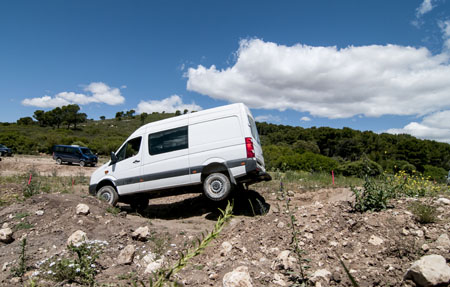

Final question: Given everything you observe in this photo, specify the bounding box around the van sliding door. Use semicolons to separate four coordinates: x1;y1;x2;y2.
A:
141;120;190;191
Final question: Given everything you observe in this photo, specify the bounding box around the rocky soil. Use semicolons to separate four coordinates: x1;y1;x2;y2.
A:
0;156;449;286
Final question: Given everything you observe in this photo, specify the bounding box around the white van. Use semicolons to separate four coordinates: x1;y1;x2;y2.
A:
89;103;271;208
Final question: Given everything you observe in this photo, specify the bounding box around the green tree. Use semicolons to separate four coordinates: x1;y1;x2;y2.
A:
100;116;106;121
17;117;34;125
115;111;124;121
33;110;46;126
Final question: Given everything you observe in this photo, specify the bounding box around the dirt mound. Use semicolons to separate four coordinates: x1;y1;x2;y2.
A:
1;156;449;286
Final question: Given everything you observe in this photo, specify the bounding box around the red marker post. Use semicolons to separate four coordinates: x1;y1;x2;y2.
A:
332;170;335;186
28;173;32;185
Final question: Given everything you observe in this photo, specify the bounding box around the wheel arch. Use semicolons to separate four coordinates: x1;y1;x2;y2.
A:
201;162;236;184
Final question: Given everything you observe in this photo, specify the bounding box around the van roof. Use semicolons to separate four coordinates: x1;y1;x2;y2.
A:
133;103;247;135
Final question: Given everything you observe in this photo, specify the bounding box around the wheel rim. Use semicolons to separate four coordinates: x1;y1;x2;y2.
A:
210;179;224;194
100;191;112;203
57;159;61;164
80;161;85;167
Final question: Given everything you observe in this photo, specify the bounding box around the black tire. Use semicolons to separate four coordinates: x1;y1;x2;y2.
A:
79;160;85;167
56;158;62;165
203;173;232;201
97;185;119;206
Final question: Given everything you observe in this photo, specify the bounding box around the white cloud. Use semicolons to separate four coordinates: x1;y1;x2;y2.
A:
254;114;281;123
187;38;450;119
439;20;450;51
22;82;125;108
300;116;311;122
136;95;202;114
387;110;450;143
417;0;434;17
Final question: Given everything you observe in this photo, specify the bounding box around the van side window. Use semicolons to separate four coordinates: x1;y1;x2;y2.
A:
116;137;142;162
149;126;188;155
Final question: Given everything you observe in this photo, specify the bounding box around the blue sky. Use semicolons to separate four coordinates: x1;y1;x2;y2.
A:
2;1;450;142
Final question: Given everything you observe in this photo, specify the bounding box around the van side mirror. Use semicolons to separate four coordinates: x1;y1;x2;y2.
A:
110;152;118;165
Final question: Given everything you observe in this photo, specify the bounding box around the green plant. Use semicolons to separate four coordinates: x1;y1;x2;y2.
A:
14;212;30;219
351;176;394;212
23;181;41;198
286;198;310;285
42;240;105;286
14;221;33;230
106;206;121;215
408;201;438;224
135;202;233;287
11;238;28;277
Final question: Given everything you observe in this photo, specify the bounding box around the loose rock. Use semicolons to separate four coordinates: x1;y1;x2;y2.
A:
0;227;13;243
144;259;164;274
368;235;384;246
221;241;233;256
67;230;88;245
131;226;150;241
223;266;253;287
271;250;297;270
435;233;450;251
404;254;450;286
76;203;90;215
436;198;450;205
117;245;135;265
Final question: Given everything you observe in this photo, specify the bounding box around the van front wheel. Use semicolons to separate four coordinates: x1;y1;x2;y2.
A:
203;173;231;201
97;185;119;206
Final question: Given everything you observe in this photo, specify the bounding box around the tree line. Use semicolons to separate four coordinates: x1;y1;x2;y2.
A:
17;104;87;129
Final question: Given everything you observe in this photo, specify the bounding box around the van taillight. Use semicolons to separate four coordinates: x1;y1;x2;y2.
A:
245;137;255;158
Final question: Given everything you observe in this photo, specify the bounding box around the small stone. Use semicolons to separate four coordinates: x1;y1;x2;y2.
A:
131;226;150;241
287;190;295;197
144;258;164;274
271;250;297;270
209;272;219;280
404;254;450;286
402;228;410;236
117;245;135;265
277;221;285;228
436;198;450;205
0;227;14;243
368;235;384;246
421;244;430;252
67;230;88;245
10;277;21;284
223;266;253;287
2;262;8;271
329;241;338;247
35;210;44;216
1;223;8;229
273;273;286;286
76;203;90;215
435;233;450;251
310;269;332;284
221;241;233;256
142;252;157;264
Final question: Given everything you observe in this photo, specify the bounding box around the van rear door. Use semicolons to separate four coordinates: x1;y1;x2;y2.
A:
246;114;265;169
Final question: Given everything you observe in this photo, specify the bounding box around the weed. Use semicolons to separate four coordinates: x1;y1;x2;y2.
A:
351;176;393;212
11;238;28;277
148;232;170;259
23;181;41;198
337;254;359;287
117;272;138;281
41;240;106;286
15;212;30;219
15;222;33;230
286;198;310;285
408;201;438;224
106;206;121;215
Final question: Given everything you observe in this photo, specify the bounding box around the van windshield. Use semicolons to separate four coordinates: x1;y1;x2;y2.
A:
247;116;261;145
81;148;93;155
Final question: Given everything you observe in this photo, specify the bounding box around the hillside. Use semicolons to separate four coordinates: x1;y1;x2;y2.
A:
1;113;450;181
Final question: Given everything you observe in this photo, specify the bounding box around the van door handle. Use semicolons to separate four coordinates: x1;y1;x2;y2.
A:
133;160;140;164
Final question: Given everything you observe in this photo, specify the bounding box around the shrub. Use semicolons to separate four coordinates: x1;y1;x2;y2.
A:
408;201;437;224
423;165;447;183
338;158;383;177
351;176;392;212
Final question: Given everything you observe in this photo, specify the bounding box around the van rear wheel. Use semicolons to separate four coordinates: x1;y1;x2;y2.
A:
97;185;119;206
79;160;85;167
56;158;62;165
203;173;232;201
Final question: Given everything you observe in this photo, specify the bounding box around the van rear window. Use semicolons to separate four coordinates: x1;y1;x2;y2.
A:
149;126;188;155
248;116;261;144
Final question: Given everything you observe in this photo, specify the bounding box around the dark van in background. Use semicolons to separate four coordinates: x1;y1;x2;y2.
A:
52;145;98;167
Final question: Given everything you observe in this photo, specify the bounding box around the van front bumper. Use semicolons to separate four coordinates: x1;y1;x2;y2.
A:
89;184;97;196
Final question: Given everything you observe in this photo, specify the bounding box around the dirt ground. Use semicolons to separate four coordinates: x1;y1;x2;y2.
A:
0;155;449;286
